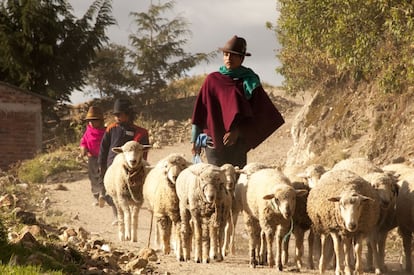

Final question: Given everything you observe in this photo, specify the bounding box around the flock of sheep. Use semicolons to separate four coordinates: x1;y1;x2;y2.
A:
102;140;414;275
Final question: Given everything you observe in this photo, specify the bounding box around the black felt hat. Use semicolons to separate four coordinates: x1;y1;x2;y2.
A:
113;98;133;114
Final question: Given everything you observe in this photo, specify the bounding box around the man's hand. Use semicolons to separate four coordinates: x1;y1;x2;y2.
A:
191;143;201;155
223;128;239;146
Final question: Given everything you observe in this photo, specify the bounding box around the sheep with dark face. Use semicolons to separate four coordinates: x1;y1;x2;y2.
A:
143;153;191;255
175;163;226;263
103;141;151;242
391;170;414;273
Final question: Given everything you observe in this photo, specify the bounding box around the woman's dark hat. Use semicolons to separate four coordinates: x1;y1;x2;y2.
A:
113;98;133;114
219;35;251;56
85;106;104;120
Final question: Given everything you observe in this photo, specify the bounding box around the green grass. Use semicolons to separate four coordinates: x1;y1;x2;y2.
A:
16;144;83;184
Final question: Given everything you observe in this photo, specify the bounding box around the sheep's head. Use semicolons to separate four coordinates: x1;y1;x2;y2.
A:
263;184;307;220
328;190;374;232
220;163;240;192
198;166;225;204
112;141;151;169
364;172;399;210
297;164;326;189
163;154;191;185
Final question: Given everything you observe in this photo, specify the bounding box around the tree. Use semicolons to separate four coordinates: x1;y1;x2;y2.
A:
86;43;132;98
128;0;214;105
0;0;115;103
273;1;414;95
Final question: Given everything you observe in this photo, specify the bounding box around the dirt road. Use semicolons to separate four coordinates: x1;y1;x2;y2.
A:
45;98;406;274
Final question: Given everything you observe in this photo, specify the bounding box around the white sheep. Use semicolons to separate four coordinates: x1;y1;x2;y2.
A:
396;172;414;273
229;162;271;255
331;157;383;175
175;162;226;263
103;140;151;242
143;153;191;255
333;158;399;273
306;169;381;275
213;163;240;258
242;168;307;270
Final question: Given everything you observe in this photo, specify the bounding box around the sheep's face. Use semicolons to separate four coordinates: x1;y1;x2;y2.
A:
165;155;190;185
328;190;373;232
298;164;326;189
112;141;146;169
199;168;225;203
365;173;399;209
263;185;307;220
220;164;238;192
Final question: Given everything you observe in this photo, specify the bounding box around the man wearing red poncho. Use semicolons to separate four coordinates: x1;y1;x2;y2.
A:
191;35;285;168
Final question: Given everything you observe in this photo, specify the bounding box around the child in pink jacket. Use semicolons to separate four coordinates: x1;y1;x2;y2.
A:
80;106;106;205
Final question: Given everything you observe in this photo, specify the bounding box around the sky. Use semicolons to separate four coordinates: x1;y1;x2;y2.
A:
68;0;282;104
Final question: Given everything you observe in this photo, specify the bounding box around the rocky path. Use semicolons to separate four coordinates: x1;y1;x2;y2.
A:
44;94;406;274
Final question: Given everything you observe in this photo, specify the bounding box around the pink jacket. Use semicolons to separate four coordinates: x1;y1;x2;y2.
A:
80;124;106;157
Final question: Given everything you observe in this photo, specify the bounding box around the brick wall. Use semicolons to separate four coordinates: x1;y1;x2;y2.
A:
0;83;42;170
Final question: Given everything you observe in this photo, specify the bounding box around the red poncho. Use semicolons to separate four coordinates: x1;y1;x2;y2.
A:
192;72;285;151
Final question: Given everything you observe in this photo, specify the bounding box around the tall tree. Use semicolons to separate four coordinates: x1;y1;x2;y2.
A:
274;0;414;95
128;0;214;105
86;43;131;98
0;0;115;103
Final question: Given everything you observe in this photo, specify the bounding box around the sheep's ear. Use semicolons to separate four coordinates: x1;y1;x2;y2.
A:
360;195;374;202
296;172;307;178
143;145;152;151
296;189;308;197
263;194;274;200
328;196;340;202
112;147;123;153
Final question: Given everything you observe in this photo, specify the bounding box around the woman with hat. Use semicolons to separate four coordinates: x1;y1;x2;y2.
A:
80;106;106;206
191;35;285;168
97;98;150;224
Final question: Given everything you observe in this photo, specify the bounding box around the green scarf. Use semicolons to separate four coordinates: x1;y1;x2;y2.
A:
219;65;261;100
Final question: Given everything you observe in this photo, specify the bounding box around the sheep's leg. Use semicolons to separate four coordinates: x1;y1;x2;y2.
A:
274;225;288;271
229;207;239;255
124;207;131;241
131;205;139;242
330;233;344;275
244;215;258;268
192;216;202;263
282;230;289;266
117;206;125;241
367;234;382;275
179;208;191;262
318;233;326;274
201;217;211;263
209;221;218;260
401;229;412;273
294;227;305;270
343;237;353;275
354;236;365;275
157;215;172;254
307;230;315;269
366;237;374;271
222;220;232;256
217;218;225;261
377;232;388;272
259;230;267;265
172;220;181;259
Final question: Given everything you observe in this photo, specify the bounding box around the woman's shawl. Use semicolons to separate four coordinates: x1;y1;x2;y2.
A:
192;72;284;151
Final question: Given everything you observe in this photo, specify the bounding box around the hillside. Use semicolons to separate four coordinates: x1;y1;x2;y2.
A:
286;83;414;169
